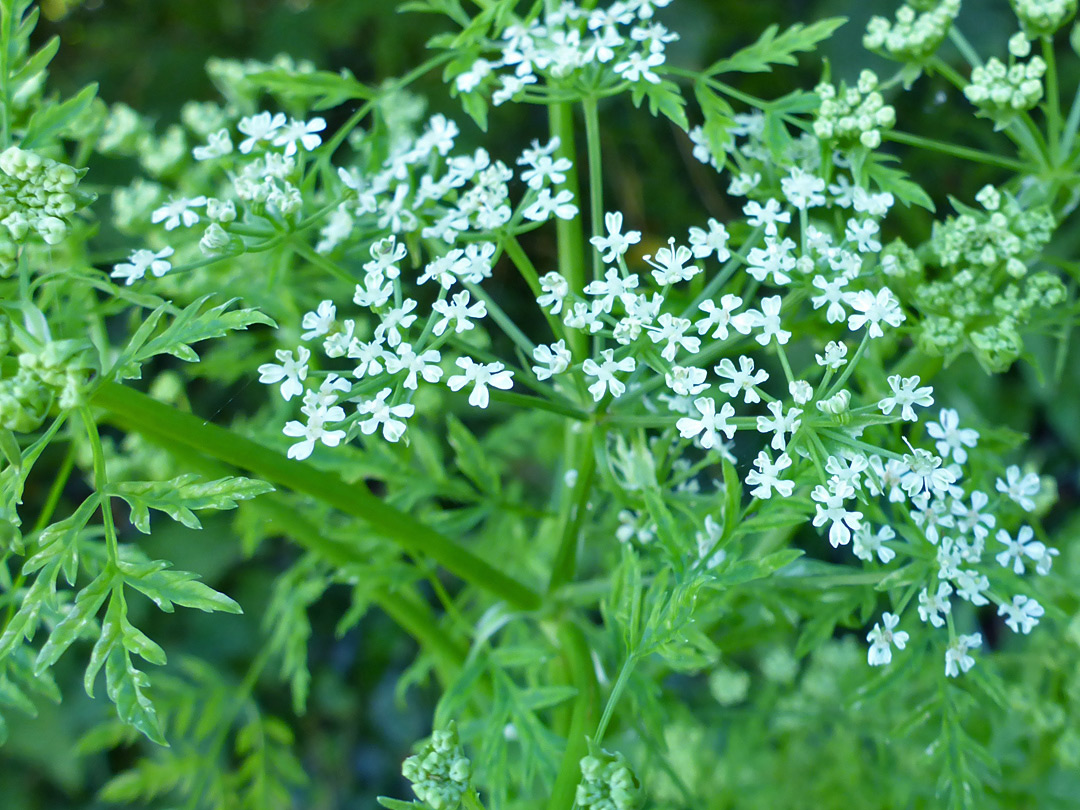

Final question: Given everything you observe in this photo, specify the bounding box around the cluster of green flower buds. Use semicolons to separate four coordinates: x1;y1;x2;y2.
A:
964;39;1046;122
913;189;1062;371
932;188;1052;277
880;238;924;280
864;0;961;63
0;327;86;433
402;725;471;810
0;147;81;261
576;749;641;810
1013;0;1077;37
813;70;896;150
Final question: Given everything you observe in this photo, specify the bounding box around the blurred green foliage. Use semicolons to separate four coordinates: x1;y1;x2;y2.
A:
0;1;1076;808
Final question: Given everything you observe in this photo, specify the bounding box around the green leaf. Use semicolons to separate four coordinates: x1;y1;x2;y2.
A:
20;82;98;148
446;415;500;495
706;18;847;75
460;91;488;131
111;474;274;533
866;158;936;212
377;799;424;810
123;560;242;615
84;592;123;698
105;645;167;746
117;296;275;381
631;80;688;130
517;685;578;712
33;571;113;675
22;494;99;580
243;67;374;110
9;33;58;94
693;82;733;172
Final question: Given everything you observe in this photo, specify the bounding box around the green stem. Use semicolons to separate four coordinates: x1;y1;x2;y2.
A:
547;423;597;594
89;382;542;611
582;95;604;283
78;406;119;565
881;130;1028;172
594;652;638;745
546;621;598;810
503;232;571;345
1043;36;1062;161
549;100;587;360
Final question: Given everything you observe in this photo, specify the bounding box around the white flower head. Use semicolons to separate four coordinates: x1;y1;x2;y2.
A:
867;612;908;666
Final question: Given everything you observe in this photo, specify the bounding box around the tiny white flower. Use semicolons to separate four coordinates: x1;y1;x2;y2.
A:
745;451;794;499
538;271;570;314
815;340;848;368
432;291;487;336
111;246;174;285
998;595;1044;634
737;295;790;346
695;294;742;339
447;357;513;409
645;238;700;285
945;633;982;677
665;365;709;397
927;408;979;464
867;612;908;666
847;288;905;338
385;344;443;390
258;346;310;401
192;128;233;161
590;211;641;263
272;117;326;157
238;111;286;154
852;524;896;563
743;198;790;236
995;525;1045;575
812;480;862;547
715;355;768;404
996;465;1041;512
878;375;934;422
524;188;578;221
688;218;731;261
613;50;665;84
357;388;415;442
676;397;737;449
917;582;953;628
301;300;336;341
282;404;346;460
151;196;207;230
532;340;572;380
756;400;802;452
582;349;636;402
781;167;826;210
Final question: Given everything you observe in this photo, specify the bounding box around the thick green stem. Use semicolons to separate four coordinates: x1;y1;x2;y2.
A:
549;101;587;360
546;621;598;810
547;423;597;594
582;95;604;283
89;381;542;611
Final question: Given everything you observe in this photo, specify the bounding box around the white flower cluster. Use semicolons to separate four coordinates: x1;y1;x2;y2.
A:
814;70;897;150
254;117;591;459
0;146;80;255
812;404;1057;678
863;0;961;63
455;0;678;104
